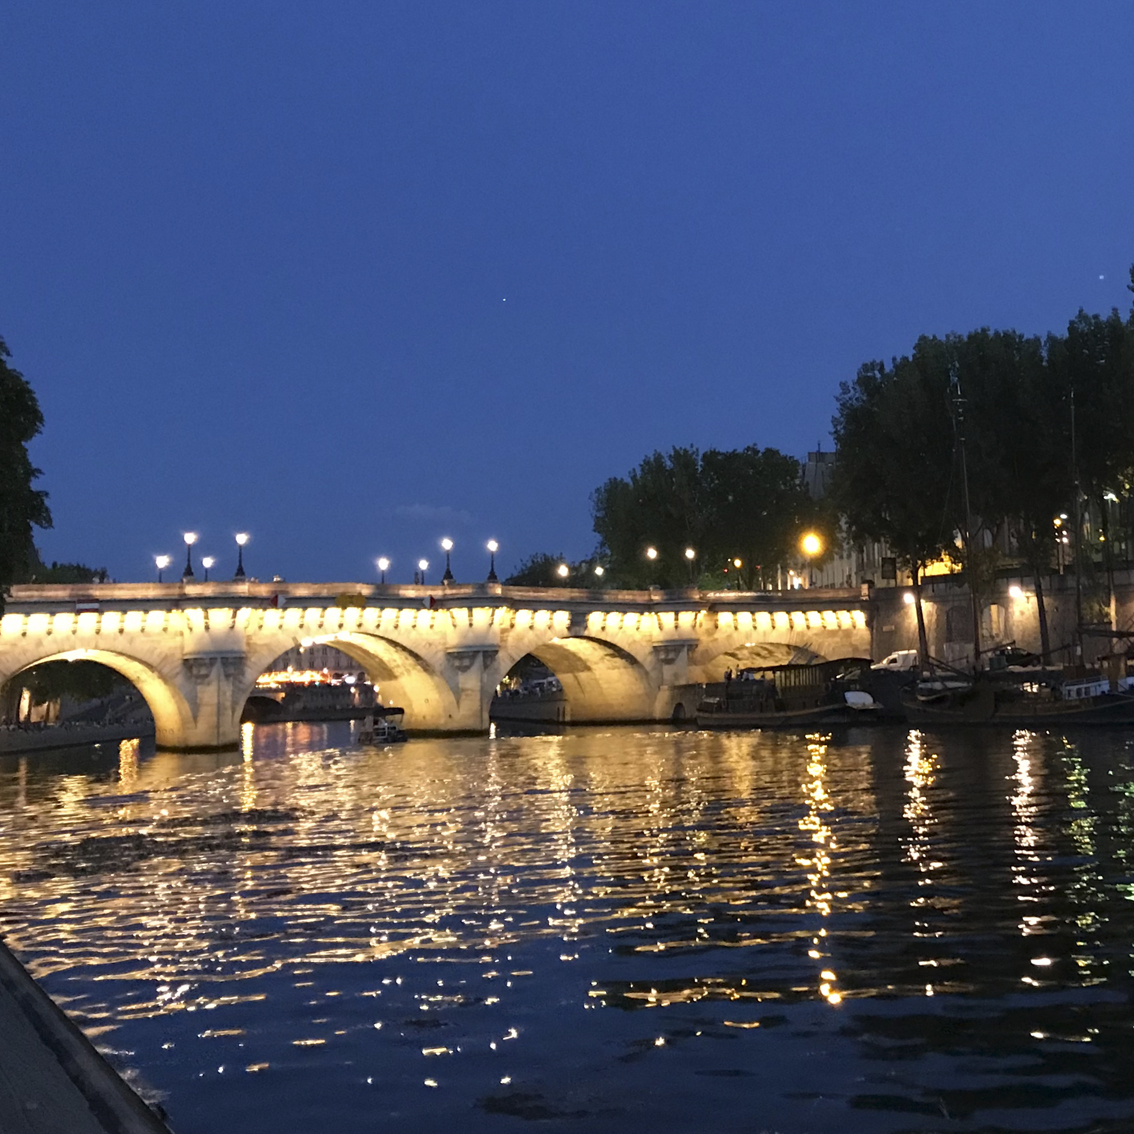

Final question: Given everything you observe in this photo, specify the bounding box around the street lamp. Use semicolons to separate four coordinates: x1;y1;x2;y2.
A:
377;557;389;584
202;556;215;582
441;538;454;584
556;563;570;579
800;531;822;587
733;557;742;591
234;532;249;580
594;564;605;578
182;532;198;581
418;558;429;585
486;540;499;583
684;546;696;584
155;554;171;583
644;546;658;587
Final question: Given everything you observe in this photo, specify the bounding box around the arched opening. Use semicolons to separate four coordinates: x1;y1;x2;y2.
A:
492;638;655;724
239;631;462;732
241;642;377;724
1;650;188;748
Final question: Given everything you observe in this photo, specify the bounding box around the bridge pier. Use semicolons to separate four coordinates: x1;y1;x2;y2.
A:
172;653;248;750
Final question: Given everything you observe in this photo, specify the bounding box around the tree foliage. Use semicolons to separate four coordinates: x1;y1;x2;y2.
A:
832;275;1134;661
831;338;958;576
14;660;128;709
591;445;825;588
505;552;583;588
0;336;52;609
26;558;109;584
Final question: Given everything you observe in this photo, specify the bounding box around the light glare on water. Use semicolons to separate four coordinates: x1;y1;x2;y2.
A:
3;722;1134;1132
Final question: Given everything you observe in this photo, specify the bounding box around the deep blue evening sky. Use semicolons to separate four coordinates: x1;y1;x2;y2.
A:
2;2;1132;584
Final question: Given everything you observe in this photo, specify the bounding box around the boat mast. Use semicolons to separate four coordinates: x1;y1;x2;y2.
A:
953;375;982;667
1072;386;1084;661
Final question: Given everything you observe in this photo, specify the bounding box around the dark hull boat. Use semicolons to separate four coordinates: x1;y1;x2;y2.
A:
696;658;881;730
900;668;1134;727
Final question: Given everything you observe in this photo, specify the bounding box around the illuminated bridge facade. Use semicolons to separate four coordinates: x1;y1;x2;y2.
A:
0;582;872;750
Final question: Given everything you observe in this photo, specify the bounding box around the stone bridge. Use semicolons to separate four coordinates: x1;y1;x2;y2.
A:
0;582;872;749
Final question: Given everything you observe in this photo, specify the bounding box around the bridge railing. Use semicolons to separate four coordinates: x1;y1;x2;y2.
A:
5;581;868;614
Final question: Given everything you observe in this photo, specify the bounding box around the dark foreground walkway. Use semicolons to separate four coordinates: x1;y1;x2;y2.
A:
0;939;172;1134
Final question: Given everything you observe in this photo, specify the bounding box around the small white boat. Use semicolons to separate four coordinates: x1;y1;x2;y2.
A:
358;707;407;744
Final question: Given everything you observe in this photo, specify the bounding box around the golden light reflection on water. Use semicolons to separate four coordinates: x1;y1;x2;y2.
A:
901;729;950;996
118;738;139;790
798;733;842;1005
3;725;1134;1132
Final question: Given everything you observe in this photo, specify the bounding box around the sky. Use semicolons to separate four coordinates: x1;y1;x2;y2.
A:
2;1;1133;585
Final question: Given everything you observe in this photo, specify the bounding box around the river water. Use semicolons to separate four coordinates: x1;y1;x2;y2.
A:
2;723;1134;1133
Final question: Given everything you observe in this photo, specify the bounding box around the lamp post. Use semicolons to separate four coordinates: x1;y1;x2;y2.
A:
377;557;389;585
202;556;215;582
594;564;605;580
418;558;429;586
645;546;658;586
800;532;822;588
441;538;454;584
556;563;570;581
486;540;499;583
732;558;742;591
182;532;198;581
684;546;696;584
155;554;171;583
234;533;249;579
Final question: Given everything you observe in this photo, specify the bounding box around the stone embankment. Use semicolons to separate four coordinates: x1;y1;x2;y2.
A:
0;938;172;1133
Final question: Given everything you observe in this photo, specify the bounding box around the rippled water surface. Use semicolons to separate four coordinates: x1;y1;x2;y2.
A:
4;723;1134;1133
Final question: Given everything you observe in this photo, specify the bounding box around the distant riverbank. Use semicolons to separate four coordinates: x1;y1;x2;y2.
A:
0;721;154;755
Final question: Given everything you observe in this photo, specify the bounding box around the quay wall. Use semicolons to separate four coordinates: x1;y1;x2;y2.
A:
870;570;1134;665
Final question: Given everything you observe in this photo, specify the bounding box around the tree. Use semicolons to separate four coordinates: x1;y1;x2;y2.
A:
700;446;823;589
0;336;52;612
957;328;1066;660
505;552;581;588
831;338;959;665
1046;308;1134;629
591;444;820;589
26;557;109;583
591;447;708;588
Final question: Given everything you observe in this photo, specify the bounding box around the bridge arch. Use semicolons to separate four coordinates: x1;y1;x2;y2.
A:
495;636;656;723
0;648;193;748
241;631;463;732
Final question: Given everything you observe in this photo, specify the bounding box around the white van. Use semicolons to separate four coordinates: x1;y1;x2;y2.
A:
871;649;919;672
